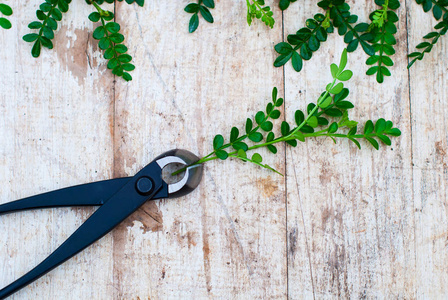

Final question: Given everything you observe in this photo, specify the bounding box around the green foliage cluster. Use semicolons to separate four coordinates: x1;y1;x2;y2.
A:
179;50;401;175
246;0;275;28
0;3;12;29
274;13;333;72
184;0;215;33
20;0;143;81
88;3;134;81
274;0;403;83
182;0;445;84
408;0;448;68
366;0;400;83
23;0;71;58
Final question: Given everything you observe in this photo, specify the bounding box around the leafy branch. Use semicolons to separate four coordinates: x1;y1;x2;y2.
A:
408;0;448;68
184;0;214;33
19;0;141;81
23;0;71;57
366;0;400;83
89;3;135;81
274;13;333;72
246;0;275;28
0;3;12;29
175;50;401;175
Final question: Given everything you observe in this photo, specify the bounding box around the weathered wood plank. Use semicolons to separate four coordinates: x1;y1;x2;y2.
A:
112;1;286;298
284;1;415;298
0;1;115;298
0;0;447;299
407;0;448;296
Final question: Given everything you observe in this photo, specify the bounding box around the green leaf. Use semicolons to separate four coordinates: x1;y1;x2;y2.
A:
31;40;42;57
291;51;303;72
281;121;290;136
377;134;391;145
28;21;43;29
185;3;199;13
324;108;343;117
274;42;293;54
122;63;135;71
216;150;228;160
233;142;248;151
308;116;318;128
328;122;338;133
23;33;39;42
245;118;253;134
252;153;263;163
270;110;281;119
93;26;106;39
249;132;263;142
189;13;199;33
330;63;338;79
109;33;124;43
286;139;298;147
52;8;62;21
0;4;13;16
274;52;293;67
337;70;353;81
230;127;239;143
122;72;132;81
364;120;374;134
374;118;386;134
338;48;348;73
261;121;273;132
114;44;128;53
366;137;379;150
98;37;110;50
255;111;265;125
349;137;361;149
43;26;54;39
295;110;304;126
199;6;214;23
387;128;401;136
0;18;11;29
272;87;278;103
330;82;344;94
319;95;332;108
335;101;354;109
105;22;120;33
237;149;247;159
203;0;215;8
267;145;277;154
40;36;53;49
118;54;132;63
213;134;224;150
88;12;101;22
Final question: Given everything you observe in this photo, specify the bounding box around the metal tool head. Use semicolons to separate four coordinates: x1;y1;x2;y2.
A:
154;149;203;198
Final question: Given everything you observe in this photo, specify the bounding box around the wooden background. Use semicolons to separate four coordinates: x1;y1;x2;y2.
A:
0;0;447;298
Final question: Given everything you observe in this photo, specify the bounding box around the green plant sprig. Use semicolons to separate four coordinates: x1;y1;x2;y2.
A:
88;3;135;81
0;3;12;29
274;13;333;72
415;0;448;20
246;0;275;28
184;0;214;33
408;0;448;68
19;0;142;80
23;0;71;57
174;50;401;176
366;0;400;83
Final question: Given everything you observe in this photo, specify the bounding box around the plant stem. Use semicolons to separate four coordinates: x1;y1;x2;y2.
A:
172;79;338;176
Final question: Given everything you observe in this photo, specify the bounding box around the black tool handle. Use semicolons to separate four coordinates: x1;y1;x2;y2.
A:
0;178;131;216
0;162;163;299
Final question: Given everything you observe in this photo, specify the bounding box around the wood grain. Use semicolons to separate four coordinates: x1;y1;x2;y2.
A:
0;0;446;299
0;0;115;299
